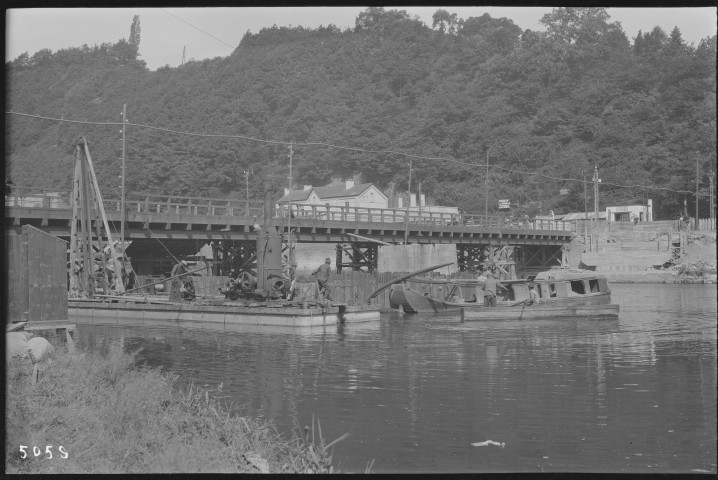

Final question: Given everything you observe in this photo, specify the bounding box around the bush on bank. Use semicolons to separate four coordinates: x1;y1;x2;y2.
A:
6;339;344;474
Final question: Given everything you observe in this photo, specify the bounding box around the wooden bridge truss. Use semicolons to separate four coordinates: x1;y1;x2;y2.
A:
335;242;378;273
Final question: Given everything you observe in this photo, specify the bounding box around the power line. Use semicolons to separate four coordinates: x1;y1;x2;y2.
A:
5;110;712;197
159;8;236;50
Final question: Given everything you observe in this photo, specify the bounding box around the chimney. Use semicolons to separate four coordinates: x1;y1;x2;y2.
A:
345;179;355;190
303;185;312;191
284;188;289;196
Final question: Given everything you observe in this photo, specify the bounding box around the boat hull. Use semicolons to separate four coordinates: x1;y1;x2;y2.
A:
460;302;619;321
68;299;381;329
389;284;475;314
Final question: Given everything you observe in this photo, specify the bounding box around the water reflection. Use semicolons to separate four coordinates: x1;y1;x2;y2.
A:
74;284;716;473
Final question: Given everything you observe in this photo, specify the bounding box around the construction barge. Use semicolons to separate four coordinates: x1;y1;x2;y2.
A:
68;298;379;329
65;138;382;329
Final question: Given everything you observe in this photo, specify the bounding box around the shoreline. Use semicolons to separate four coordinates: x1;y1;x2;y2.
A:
599;272;717;284
6;338;351;474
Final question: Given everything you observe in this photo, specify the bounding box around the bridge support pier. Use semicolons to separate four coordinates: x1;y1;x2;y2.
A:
336;242;377;272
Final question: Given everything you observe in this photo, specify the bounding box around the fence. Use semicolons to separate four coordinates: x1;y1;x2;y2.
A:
697;218;716;231
6;225;68;324
6;186;575;232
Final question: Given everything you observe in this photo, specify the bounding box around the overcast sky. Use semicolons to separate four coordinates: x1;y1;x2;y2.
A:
6;7;717;71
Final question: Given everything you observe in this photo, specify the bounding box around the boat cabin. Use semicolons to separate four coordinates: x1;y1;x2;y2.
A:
507;272;610;303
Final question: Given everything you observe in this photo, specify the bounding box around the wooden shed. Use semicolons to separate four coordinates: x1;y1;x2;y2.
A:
6;225;68;325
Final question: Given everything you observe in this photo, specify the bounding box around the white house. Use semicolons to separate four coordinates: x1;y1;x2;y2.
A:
276;180;389;218
606;200;653;223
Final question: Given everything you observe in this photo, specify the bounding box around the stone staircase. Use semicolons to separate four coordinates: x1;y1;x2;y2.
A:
579;240;673;273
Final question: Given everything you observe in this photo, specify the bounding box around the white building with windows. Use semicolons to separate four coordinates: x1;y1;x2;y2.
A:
276;180;389;214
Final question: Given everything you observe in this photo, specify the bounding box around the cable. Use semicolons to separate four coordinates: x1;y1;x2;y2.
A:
159;8;236;50
5;110;713;197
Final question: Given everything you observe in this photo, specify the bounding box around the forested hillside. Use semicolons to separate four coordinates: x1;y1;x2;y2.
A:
5;7;716;219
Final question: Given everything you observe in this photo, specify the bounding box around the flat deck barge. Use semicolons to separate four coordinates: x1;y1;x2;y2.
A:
69;297;381;330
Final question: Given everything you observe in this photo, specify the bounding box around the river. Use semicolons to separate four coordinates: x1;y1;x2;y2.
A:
74;283;716;473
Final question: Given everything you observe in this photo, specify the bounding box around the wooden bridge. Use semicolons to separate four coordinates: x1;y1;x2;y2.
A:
5;186;576;274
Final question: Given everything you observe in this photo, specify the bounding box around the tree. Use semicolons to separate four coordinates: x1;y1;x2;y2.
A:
130;16;141;49
432;9;458;34
458;14;522;54
540;7;617;46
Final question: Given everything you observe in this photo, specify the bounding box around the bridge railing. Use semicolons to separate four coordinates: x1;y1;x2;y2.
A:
4;186;72;208
105;193;265;217
4;187;266;217
277;204;575;231
5;186;576;232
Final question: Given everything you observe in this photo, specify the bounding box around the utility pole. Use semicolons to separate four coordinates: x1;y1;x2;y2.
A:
120;103;126;259
404;159;412;244
592;164;600;222
418;181;422;214
583;169;588;220
695;154;699;230
710;169;715;221
243;167;252;214
592;165;600;252
288;142;293;234
485;149;490;219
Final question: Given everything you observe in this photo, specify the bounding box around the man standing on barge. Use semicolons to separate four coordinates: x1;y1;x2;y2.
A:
312;257;333;301
483;271;507;307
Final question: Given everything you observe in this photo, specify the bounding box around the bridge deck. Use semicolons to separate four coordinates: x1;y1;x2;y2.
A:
5;188;574;245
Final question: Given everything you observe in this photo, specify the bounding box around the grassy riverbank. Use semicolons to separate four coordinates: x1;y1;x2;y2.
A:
6;340;348;474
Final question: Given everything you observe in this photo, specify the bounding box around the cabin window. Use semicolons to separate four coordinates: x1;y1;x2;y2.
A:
570;280;586;294
589;279;600;293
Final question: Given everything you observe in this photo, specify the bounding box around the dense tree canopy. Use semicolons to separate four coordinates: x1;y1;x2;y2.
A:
5;8;716;219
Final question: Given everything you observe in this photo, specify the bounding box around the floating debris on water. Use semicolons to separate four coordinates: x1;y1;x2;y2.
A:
471;440;505;448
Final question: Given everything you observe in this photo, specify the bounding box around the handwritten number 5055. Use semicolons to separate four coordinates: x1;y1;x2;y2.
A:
19;445;68;459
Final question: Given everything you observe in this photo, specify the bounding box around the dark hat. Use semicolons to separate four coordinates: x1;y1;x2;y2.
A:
325;258;331;263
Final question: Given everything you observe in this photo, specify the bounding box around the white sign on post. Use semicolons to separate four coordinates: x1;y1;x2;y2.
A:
498;199;511;210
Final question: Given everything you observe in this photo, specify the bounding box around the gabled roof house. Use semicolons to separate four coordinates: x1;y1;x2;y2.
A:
276;180;389;209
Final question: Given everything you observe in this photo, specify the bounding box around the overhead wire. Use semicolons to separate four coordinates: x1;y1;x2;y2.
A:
159;8;236;50
5;110;713;197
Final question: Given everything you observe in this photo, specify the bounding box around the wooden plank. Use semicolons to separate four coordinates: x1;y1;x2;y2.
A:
25;321;76;332
26;225;68;323
6;231;29;324
7;322;27;332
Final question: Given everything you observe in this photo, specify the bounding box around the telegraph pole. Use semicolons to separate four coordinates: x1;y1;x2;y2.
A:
243;167;252;213
592;165;600;222
710;169;715;221
592;165;600;252
288;142;293;234
485;149;490;219
695;154;699;230
404;159;412;244
120;103;126;258
583;169;588;221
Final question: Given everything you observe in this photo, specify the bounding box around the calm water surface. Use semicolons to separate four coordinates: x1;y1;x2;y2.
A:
76;284;716;473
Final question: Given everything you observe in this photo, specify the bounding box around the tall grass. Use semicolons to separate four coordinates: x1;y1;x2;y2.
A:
5;340;348;473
